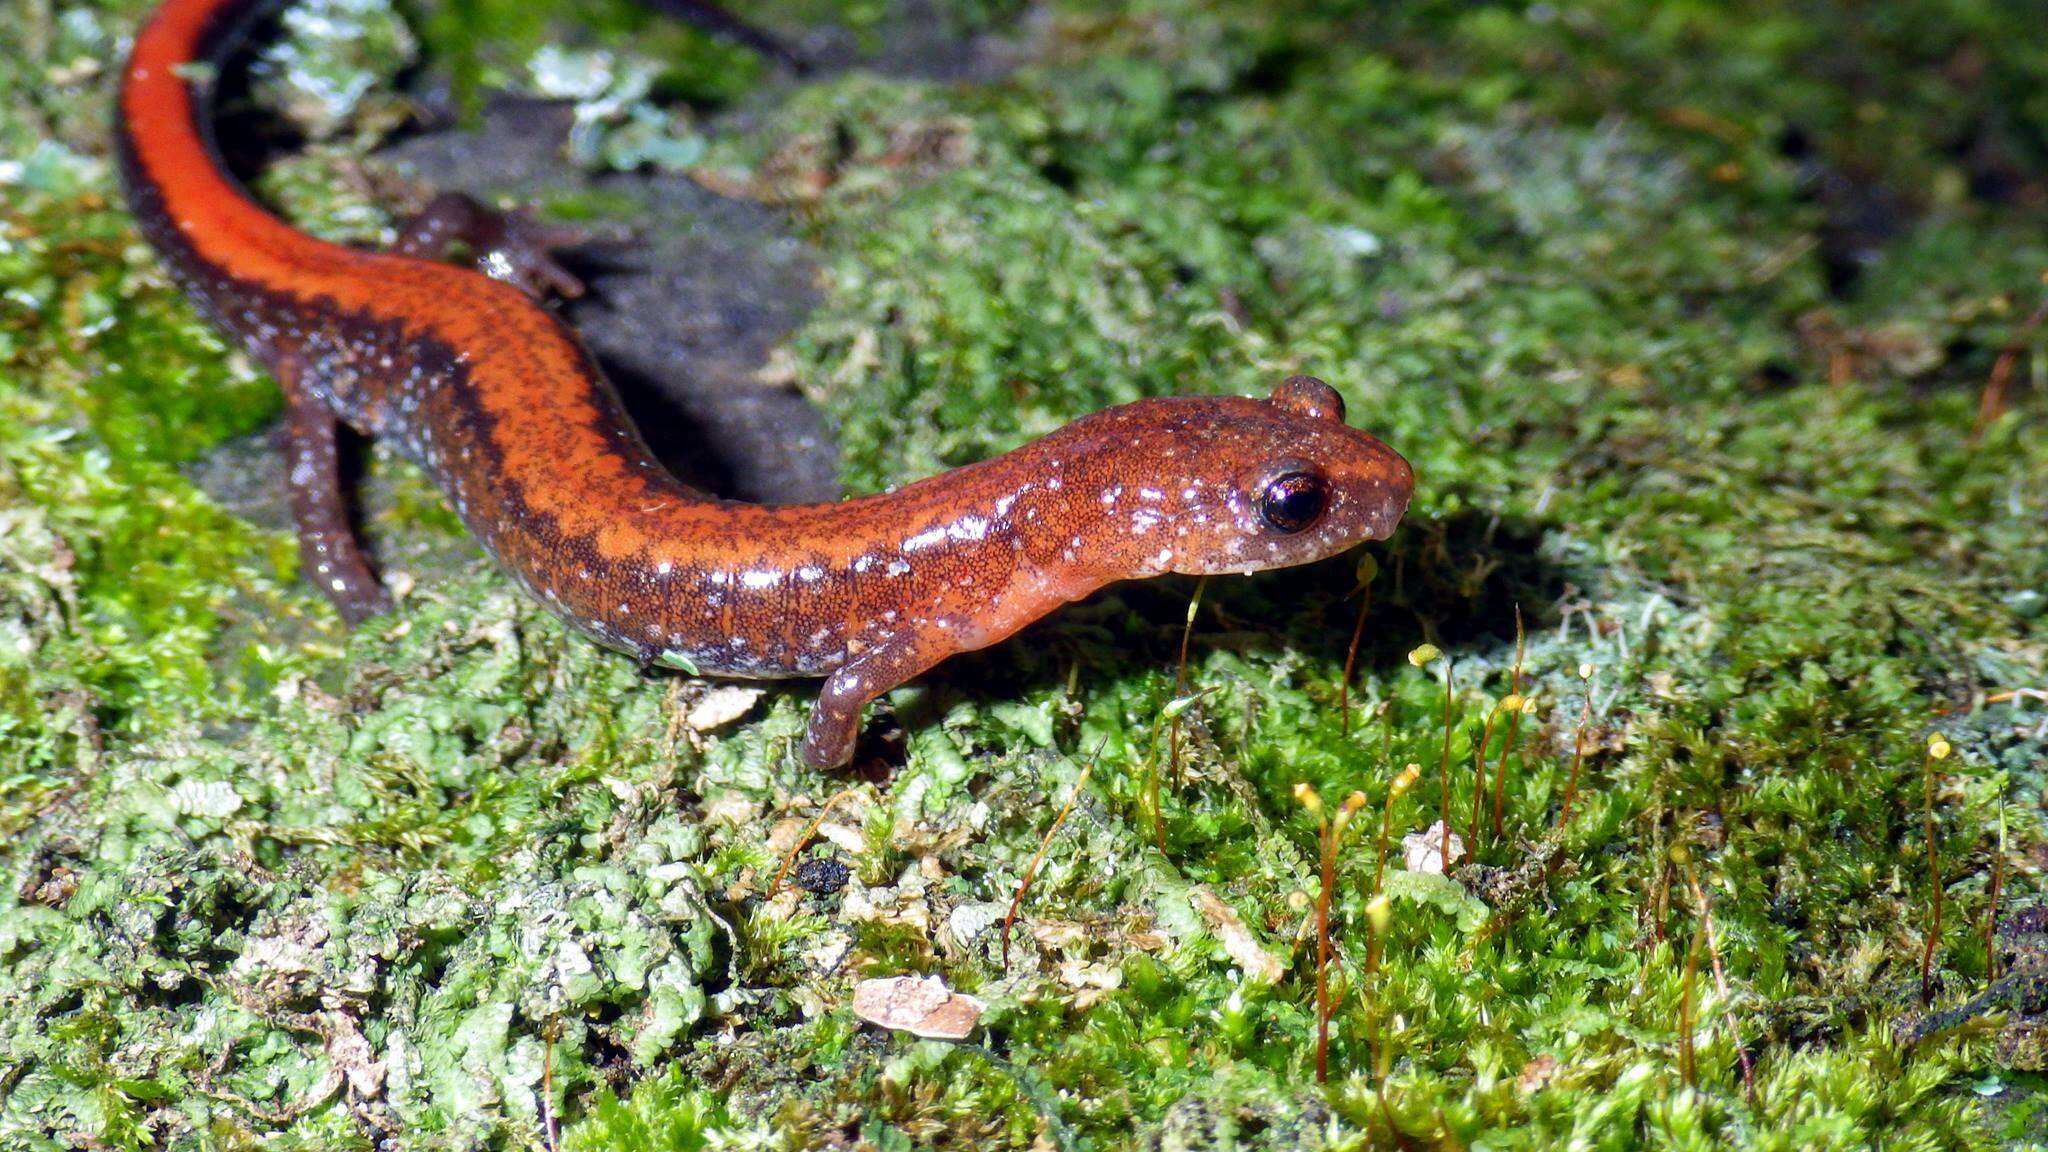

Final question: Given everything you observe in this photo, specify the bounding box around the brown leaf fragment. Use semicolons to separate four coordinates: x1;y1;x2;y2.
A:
1189;886;1288;984
850;975;985;1041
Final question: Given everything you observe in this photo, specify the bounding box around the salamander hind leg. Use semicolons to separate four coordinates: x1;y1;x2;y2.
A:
279;366;392;626
392;191;587;301
636;0;811;71
802;634;956;769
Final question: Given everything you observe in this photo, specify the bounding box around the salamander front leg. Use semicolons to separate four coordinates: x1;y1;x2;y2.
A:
392;191;587;301
802;635;955;769
280;368;392;626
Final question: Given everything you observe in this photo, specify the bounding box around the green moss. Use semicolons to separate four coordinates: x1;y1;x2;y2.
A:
561;1064;735;1150
5;0;2048;1147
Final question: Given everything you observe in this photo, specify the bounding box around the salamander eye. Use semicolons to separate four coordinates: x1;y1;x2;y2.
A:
1257;469;1328;533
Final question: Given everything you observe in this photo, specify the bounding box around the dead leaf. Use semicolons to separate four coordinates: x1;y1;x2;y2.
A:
1189;886;1287;984
851;975;984;1041
685;686;763;732
1402;821;1467;874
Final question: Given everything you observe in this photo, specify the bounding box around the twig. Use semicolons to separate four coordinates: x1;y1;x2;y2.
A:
1678;851;1754;1100
1146;686;1218;853
1555;664;1595;830
1920;734;1953;1003
540;1020;560;1152
1974;284;2048;436
1986;777;2006;983
1168;578;1206;787
1002;743;1103;968
1339;556;1378;736
1437;657;1455;871
1316;828;1335;1085
1297;784;1367;1083
1489;697;1532;842
1472;608;1527;849
768;787;862;898
1677;928;1701;1088
1469;698;1510;853
1372;763;1421;897
1364;894;1392;1087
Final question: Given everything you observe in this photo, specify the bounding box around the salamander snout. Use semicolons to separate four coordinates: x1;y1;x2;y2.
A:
1148;375;1413;578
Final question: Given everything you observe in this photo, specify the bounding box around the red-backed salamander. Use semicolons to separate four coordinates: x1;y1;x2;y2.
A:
116;0;1415;767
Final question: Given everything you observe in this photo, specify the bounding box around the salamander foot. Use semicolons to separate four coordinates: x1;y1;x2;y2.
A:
279;367;393;625
393;191;588;301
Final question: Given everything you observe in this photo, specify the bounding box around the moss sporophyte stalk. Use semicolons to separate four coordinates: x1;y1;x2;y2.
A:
4;0;2047;1147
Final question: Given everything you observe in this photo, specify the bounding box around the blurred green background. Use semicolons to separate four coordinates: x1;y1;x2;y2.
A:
2;0;2045;1146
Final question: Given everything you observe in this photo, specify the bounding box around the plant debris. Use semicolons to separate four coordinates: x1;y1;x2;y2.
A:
2;0;2045;1146
850;975;986;1041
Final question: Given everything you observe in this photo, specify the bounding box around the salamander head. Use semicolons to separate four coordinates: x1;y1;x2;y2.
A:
1076;376;1413;580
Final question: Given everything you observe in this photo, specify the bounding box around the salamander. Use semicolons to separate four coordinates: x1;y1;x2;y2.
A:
115;0;1415;767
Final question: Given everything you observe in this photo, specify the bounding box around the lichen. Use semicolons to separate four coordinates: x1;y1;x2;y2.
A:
3;0;2046;1148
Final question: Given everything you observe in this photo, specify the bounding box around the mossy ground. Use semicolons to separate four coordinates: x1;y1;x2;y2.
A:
4;0;2048;1147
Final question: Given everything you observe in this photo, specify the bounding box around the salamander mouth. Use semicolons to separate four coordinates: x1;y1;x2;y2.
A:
1365;479;1414;540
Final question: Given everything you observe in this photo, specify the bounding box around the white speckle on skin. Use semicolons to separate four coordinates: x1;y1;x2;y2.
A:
741;569;780;590
904;525;947;552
